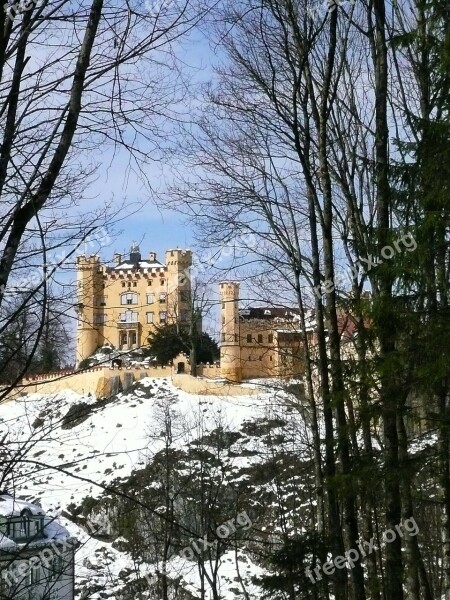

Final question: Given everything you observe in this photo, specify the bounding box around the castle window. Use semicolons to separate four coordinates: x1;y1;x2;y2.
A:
148;279;152;286
122;282;126;287
120;311;138;323
247;334;252;343
270;355;273;361
258;334;263;343
159;311;167;323
159;294;166;304
146;312;154;324
121;292;138;305
161;279;165;286
147;293;154;304
268;334;273;343
133;282;137;287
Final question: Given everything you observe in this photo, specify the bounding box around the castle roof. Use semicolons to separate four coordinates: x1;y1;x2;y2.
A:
113;259;163;270
239;307;300;321
113;244;164;270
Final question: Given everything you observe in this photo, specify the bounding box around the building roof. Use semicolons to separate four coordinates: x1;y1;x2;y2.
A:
0;494;75;550
239;307;300;321
113;260;164;270
0;494;44;517
112;244;164;270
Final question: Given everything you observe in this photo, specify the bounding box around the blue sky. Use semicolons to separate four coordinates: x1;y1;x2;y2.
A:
84;24;215;265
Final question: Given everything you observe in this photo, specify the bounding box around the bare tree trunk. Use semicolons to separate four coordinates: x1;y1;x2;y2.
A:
439;389;450;600
355;322;382;600
0;0;104;303
397;412;432;600
371;0;404;595
313;10;364;598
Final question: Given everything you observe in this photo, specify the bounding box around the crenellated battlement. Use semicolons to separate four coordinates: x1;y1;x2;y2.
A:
76;255;101;268
75;245;193;365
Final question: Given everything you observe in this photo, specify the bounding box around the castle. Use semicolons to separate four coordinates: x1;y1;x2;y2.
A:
75;246;307;382
219;282;306;382
76;245;192;364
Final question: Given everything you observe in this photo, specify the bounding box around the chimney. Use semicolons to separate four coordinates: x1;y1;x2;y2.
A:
129;243;141;264
149;251;156;262
114;253;122;265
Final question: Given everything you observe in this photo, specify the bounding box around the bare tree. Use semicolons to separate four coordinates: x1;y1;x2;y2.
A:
164;1;449;600
0;0;207;397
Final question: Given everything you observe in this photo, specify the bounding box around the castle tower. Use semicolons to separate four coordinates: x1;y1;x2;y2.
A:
165;249;193;324
76;255;101;365
75;247;195;366
219;282;242;383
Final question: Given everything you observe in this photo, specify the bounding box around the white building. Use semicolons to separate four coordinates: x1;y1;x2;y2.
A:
0;493;77;600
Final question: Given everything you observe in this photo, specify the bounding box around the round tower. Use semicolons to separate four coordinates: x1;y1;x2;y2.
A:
76;255;100;365
219;282;242;383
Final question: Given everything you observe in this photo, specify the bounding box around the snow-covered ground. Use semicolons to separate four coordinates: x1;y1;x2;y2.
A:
1;378;296;599
2;379;276;508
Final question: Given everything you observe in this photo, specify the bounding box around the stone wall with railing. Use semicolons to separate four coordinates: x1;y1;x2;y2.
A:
4;361;260;400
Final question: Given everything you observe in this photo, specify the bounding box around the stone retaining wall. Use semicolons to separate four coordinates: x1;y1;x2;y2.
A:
7;364;260;399
16;365;173;397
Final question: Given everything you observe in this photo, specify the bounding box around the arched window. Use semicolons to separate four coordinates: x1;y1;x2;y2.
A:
120;292;138;305
22;514;30;536
19;509;32;538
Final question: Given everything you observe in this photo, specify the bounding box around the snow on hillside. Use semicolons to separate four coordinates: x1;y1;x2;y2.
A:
2;379;275;508
1;378;301;599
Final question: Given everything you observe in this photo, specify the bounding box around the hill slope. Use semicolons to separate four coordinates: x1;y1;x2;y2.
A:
1;378;312;599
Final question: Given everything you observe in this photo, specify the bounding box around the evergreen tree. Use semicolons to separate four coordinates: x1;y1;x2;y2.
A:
33;310;70;374
148;324;219;368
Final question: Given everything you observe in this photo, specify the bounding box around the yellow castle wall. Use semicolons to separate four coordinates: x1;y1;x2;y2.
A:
76;250;192;364
8;365;259;400
75;259;308;384
218;279;305;382
16;366;173;397
172;374;261;396
237;320;278;379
